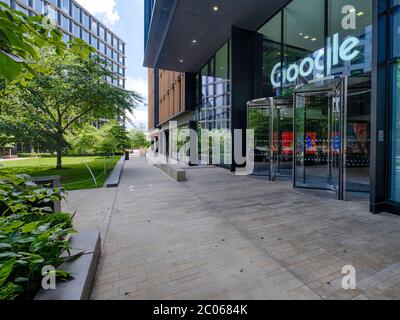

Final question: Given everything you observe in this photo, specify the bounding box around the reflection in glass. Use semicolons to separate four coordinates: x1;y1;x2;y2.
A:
248;107;270;176
196;42;231;165
391;62;400;202
283;0;325;93
258;12;282;97
328;0;372;77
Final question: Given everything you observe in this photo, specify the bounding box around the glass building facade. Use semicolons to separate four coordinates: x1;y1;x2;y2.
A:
258;0;372;96
253;0;373;197
390;0;400;203
5;0;126;88
144;0;400;215
196;42;231;131
195;42;231;165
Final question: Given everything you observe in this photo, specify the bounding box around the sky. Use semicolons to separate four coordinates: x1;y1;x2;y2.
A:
75;0;148;130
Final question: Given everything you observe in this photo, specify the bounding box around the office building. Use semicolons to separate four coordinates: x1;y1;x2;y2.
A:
144;0;400;215
7;0;126;89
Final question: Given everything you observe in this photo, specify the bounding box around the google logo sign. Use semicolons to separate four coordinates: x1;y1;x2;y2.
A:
270;33;361;88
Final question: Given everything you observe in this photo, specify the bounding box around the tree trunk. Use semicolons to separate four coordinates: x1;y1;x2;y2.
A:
56;147;62;169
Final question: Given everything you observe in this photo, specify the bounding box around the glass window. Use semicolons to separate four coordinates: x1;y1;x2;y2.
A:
72;3;80;21
283;0;325;91
99;26;105;39
72;22;80;37
46;5;58;24
196;41;231;164
390;2;400;202
390;62;400;202
82;12;89;28
90;36;98;49
106;31;112;45
83;30;89;43
61;14;70;31
91;20;98;34
99;41;105;54
33;0;43;13
328;0;372;77
215;43;230;108
61;0;69;14
258;12;282;97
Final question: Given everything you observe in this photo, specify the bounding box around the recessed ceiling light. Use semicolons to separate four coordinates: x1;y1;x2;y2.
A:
213;6;219;11
304;35;310;39
179;59;184;63
311;38;317;41
299;32;304;36
192;39;197;43
357;11;364;16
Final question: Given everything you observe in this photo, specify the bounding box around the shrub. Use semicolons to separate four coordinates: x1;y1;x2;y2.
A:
129;130;150;149
0;174;75;300
17;153;54;158
0;214;76;300
67;122;131;156
0;174;65;217
96;122;131;155
67;125;101;157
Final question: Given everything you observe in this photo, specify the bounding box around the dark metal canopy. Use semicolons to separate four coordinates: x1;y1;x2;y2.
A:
144;0;285;73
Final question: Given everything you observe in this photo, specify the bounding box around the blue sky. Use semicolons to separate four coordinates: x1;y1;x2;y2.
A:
76;0;148;129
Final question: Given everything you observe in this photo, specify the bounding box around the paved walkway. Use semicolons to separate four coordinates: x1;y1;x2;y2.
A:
64;157;400;300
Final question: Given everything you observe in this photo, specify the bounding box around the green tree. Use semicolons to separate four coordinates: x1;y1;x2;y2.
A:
0;49;142;169
0;133;14;156
98;121;131;155
67;124;100;156
129;129;150;149
0;1;91;82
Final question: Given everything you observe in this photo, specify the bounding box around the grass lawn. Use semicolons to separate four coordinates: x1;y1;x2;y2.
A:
0;156;121;191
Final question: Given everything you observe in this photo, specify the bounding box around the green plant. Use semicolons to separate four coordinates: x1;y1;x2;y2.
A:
0;174;64;216
16;153;53;158
0;1;93;82
130;129;150;149
67;125;101;157
98;121;131;155
0;213;76;300
0;174;75;300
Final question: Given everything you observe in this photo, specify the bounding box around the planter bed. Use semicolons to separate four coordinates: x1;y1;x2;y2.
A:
35;231;101;300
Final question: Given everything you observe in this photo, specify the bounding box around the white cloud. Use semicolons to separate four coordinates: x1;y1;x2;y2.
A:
127;110;148;131
75;0;120;26
126;76;148;101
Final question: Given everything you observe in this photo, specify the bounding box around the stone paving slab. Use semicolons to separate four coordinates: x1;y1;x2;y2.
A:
70;157;400;300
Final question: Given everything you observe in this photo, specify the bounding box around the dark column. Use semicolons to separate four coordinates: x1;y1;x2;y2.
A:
154;68;160;128
370;0;388;213
230;26;257;171
184;72;196;112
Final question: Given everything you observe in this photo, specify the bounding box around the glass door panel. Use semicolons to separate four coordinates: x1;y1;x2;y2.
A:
294;77;346;199
329;89;342;196
272;99;293;180
345;78;371;194
248;106;271;176
295;92;331;189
